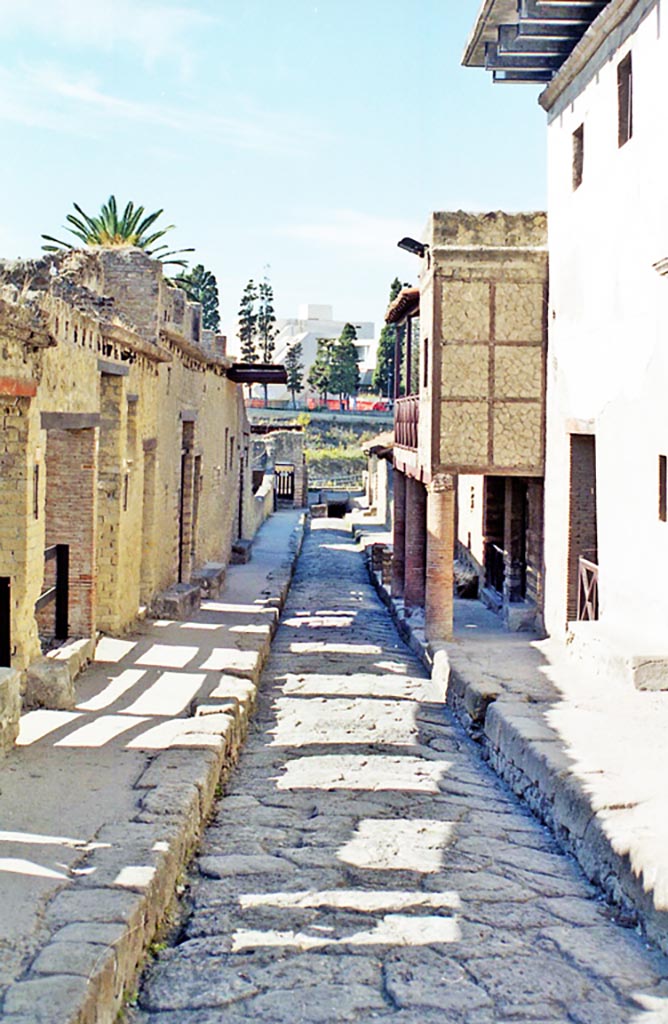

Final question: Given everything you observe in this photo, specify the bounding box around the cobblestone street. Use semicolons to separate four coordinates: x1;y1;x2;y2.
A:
133;520;668;1024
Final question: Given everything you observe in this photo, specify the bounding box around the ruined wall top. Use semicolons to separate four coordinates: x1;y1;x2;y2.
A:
428;211;547;251
0;248;220;368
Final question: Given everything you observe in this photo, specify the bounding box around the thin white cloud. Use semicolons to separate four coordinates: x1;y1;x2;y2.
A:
0;0;210;69
0;63;327;155
275;210;422;253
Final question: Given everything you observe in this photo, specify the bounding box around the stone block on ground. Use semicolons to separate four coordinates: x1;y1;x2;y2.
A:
45;636;95;682
151;583;200;621
191;562;226;600
230;539;252;564
23;657;75;711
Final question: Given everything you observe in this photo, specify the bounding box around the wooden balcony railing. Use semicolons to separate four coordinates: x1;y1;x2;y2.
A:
577;556;599;621
395;395;419;449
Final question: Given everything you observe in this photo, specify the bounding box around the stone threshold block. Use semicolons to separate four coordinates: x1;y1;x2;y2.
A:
230;539;253;565
0;667;21;753
191;562;226;600
151;583;201;621
567;622;668;691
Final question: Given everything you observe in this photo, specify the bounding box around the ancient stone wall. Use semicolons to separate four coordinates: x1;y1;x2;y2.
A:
251;428;307;509
0;248;252;692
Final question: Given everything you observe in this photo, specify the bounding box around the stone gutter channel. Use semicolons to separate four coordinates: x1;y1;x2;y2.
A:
0;513;307;1024
360;532;668;960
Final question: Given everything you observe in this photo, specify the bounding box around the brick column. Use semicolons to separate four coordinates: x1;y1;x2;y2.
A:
391;469;407;598
44;426;98;638
404;476;427;611
425;473;455;642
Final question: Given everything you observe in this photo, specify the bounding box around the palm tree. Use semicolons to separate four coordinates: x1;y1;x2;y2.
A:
174;264;221;331
41;195;194;267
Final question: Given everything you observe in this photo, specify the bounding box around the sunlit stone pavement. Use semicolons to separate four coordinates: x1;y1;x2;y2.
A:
133;520;668;1024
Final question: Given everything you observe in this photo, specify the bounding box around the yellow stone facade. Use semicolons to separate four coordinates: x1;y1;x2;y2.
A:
0;249;253;682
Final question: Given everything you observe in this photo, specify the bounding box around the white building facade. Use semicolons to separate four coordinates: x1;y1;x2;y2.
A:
465;0;668;685
255;304;376;406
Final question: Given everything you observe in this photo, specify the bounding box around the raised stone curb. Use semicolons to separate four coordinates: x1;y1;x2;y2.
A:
0;513;308;1024
0;667;21;754
363;548;668;958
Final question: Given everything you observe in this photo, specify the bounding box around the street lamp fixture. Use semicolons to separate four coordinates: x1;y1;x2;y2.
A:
397;237;428;258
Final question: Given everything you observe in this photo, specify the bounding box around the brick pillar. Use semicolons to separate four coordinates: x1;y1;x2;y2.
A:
391;469;407;598
294;458;308;508
425;473;455;642
44;426;98;638
404;476;427;611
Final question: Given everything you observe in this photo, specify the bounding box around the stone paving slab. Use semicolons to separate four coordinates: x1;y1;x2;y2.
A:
0;510;306;1024
130;520;668;1024
360;522;668;961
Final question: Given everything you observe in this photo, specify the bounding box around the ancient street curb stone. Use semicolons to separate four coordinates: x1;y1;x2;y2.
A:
0;513;307;1024
363;545;668;958
0;667;21;753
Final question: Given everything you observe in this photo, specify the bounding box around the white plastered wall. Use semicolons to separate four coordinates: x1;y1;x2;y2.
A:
544;1;668;645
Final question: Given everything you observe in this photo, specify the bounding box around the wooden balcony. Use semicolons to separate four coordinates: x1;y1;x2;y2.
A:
395;395;419;449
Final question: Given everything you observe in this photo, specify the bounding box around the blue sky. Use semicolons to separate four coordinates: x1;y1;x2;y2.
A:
0;0;547;343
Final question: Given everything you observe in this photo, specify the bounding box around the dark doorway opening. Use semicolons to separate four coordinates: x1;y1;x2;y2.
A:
0;578;10;667
567;434;598;622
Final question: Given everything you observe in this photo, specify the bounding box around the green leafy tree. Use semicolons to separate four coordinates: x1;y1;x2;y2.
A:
330;323;360;409
257;277;278;406
174;264;220;331
41;195;194;267
307;337;335;406
373;277;411;397
237;279;258;364
284;341;304;409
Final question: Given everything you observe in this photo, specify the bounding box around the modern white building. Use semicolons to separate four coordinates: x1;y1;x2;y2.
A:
464;0;668;687
253;304;376;405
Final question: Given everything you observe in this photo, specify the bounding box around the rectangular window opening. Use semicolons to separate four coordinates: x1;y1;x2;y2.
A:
572;124;584;190
618;52;633;147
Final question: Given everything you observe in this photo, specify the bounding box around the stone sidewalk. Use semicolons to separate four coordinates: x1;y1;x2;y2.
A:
0;509;306;1024
356;520;668;959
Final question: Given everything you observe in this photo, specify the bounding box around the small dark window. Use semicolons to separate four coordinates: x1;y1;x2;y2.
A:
572;124;584;190
123;472;130;512
618;53;633;147
422;336;429;389
33;464;39;519
660;455;667;521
